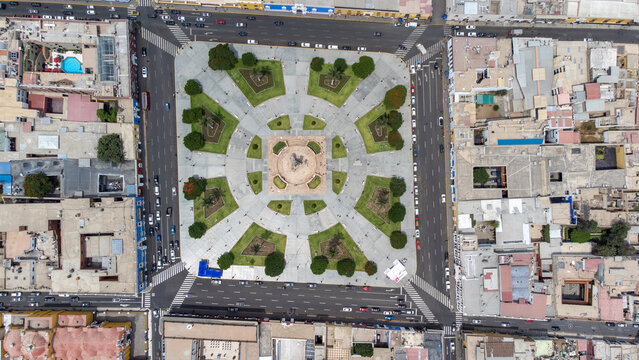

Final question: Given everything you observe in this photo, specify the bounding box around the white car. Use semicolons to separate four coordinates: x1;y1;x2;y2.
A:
414;185;418;196
42;15;52;19
55;15;63;20
142;67;148;78
412;118;416;128
196;17;205;22
415;229;420;238
441;194;446;203
342;307;352;312
446;280;450;290
472;319;481;324
171;187;177;196
412;134;416;144
450;342;455;351
87;5;94;9
66;16;75;20
413;162;417;172
64;4;72;9
467;32;477;37
247;39;258;44
414;197;419;206
416;61;421;70
235;22;246;27
412;108;416;116
455;31;465;36
357;46;367;51
86;10;95;15
445;267;450;277
383;311;393;315
301;42;311;48
155;210;161;221
328;45;339;49
410;64;416;74
315;44;324;49
154;186;159;196
411;95;416;104
201;12;210;17
465;25;476;30
161;15;170;20
177;16;185;21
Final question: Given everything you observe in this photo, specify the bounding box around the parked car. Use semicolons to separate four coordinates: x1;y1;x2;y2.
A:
239;280;249;285
247;39;258;44
373;32;382;37
307;283;317;288
155;210;160;221
501;322;510;327
357;46;367;51
246;16;256;20
384;315;394;320
196;17;205;22
301;42;311;47
238;32;248;37
342;307;352;312
472;319;481;324
273;21;284;26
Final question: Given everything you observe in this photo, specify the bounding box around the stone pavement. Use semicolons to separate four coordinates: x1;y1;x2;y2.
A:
175;42;416;287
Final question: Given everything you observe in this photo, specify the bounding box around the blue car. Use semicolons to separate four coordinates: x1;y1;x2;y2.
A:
164;102;170;110
384;315;394;321
170;225;175;235
157;235;161;243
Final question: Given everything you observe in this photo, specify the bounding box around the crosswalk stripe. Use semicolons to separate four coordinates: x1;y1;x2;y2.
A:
403;283;437;322
443;25;452;36
411;275;451;307
167;25;190;44
405;42;443;67
141;27;178;55
444;325;454;336
169;274;196;309
152;262;184;286
142;293;151;308
138;0;151;6
395;26;426;58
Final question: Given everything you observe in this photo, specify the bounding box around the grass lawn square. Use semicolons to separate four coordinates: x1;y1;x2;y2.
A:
308;223;368;271
303;115;326;130
267;200;292;215
331;136;346;158
230;223;287;266
190;93;239;154
304;200;327;215
354;102;395;153
194;177;239;229
268;115;291;130
332;171;347;194
247;136;262;159
247;172;262;194
354;175;401;237
308;63;363;107
227;59;285;106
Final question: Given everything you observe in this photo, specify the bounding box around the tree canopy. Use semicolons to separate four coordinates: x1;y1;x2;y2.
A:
389;177;406;197
265;251;286;277
188;222;207;239
182;108;203;124
390;231;407;249
387;110;403;131
364;261;377;276
97;134;125;163
23;172;53;198
387;130;404;150
184;131;205;151
473;167;490;184
310;256;329;275
388;203;406;223
593;221;634;256
241;52;257;67
383;85;407;110
336;258;355;277
333;58;347;73
217;252;235;270
352;343;374;357
183;176;207;200
352;56;375;79
184;79;202;95
208;43;237;70
310;57;324;72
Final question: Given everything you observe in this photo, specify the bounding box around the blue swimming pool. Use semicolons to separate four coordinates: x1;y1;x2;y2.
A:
61;57;83;74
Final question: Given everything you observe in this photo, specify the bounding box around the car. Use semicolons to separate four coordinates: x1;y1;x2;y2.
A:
440;144;445;153
406;309;415;315
342;46;352;50
236;22;246;27
356;46;367;51
160;14;170;20
157;246;162;257
412;108;416;116
446;280;451;290
455;31;465;36
42;15;52;19
155;223;160;232
156;197;161;207
450;342;456;351
383;311;393;315
228;307;239;312
163;255;168;264
412;119;416;128
110;14;120;19
441;194;446;203
169;241;174;249
373;32;382;37
307;283;317;288
415;218;419;227
327;44;338;50
170;9;180;14
55;16;63;20
551;326;560;331
29;302;39;307
246;15;256;20
201;12;210;16
195;23;205;28
86;10;95;15
466;25;476;30
501;322;510;327
157;258;162;268
371;307;380;312
148;214;154;225
359;307;369;312
247;39;258;44
170;249;175;262
31;2;41;6
438;116;444;126
413;148;417;158
9;2;18;6
285;282;294;287
108;6;116;11
411;95;416;104
11;292;21;297
287;41;297;46
472;319;481;324
166;207;172;217
177;16;185;21
238;280;249;285
148;228;154;237
410;64;415;74
301;42;311;48
416;61;422;71
384;315;394;320
142;67;147;78
154;177;159;187
413;162;417;171
634;324;639;328
170;225;176;235
28;9;38;14
181;22;191;27
171;186;176;196
112;297;121;303
342;307;352;312
153;309;159;318
164;102;170;111
156;235;161;243
165;21;175;25
315;44;324;49
252;281;263;285
412;135;417;144
0;292;7;297
195;17;205;22
11;297;21;302
467;32;477;37
584;37;593;42
44;296;55;302
362;286;371;291
397;304;406;309
618;323;627;328
434;62;439;70
154;185;159;195
274;21;284;26
445;252;449;260
416;229;420;238
606;322;616;327
445;267;450;277
345;285;355;290
62;10;72;15
155;210;161;221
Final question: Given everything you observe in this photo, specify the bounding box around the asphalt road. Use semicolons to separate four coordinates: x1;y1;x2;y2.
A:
0;291;141;310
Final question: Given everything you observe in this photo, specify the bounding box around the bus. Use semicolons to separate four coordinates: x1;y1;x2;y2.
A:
141;91;149;111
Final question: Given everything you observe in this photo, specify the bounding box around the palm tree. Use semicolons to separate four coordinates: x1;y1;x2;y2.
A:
328;66;343;86
257;66;270;82
251;243;261;254
202;190;220;207
377;188;389;206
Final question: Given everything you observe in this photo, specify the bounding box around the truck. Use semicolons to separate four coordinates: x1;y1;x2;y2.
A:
416;43;427;55
509;29;523;36
405;22;418;28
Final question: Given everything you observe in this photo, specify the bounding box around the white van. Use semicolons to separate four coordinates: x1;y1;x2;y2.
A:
328;45;339;50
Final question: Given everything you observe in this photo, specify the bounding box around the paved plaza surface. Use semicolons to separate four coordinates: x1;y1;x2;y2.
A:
175;42;415;286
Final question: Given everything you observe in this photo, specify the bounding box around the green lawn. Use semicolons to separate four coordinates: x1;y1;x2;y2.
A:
226;59;285;106
194;177;239;230
333;171;347;194
229;223;287;266
308;63;363;107
247;172;262;194
268;115;291;130
332;136;347;158
273;175;287;189
354;102;394;153
354;176;401;237
273;141;287;154
268;200;292;215
247;136;262;159
304;200;327;215
303;115;326;130
308;175;321;189
308;223;368;271
190;93;239;154
307;141;321;154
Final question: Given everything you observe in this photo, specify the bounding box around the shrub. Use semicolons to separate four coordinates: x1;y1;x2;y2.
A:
336;258;355;277
241;52;257;67
23;172;53;198
543;224;550;242
333;58;347;73
387;110;403;130
96;101;118;123
576;219;598;233
183;177;207;200
265;252;285;277
184;79;202;95
307;141;321;154
310;57;324;72
364;261;377;276
493;104;500;111
208;43;237;70
388;203;406;223
217;252;235;270
383;85;407;110
592;221;634;256
390;231;407;249
387;130;404;150
473;167;490;184
188;222;207;239
184;131;205;151
352;56;375;79
273;141;286;154
352;343;374;357
389;177;406;197
311;256;329;275
182;108;203;124
97;134;125;163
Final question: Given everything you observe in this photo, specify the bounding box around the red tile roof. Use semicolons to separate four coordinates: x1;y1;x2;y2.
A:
500;294;547;320
3;329;50;360
511;253;534;266
598;285;624;322
52;326;125;360
500;265;513;302
584;259;603;272
28;94;46;113
67;94;98;122
585;83;601;100
406;347;428;360
558;129;580;144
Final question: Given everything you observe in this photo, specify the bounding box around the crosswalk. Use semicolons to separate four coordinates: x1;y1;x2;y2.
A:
138;0;152;7
167;24;190;44
170;274;196;309
142;293;151;308
403;283;437;322
141;27;179;55
405;42;443;67
411;275;451;307
443;25;452;37
152;262;184;286
456;312;463;326
444;325;455;336
395;26;426;58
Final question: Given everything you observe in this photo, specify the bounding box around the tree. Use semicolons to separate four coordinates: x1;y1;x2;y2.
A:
188;222;207;239
387;130;404;150
23;172;53;198
389;177;406;197
390;231;407;249
383;85;407;110
208;43;237;70
96;101;118;123
364;261;377;276
202;191;219;207
593;221;634;256
333;58;347;73
352;343;374;357
328;66;343;86
251;244;261;254
336;258;355;277
184;79;202;95
388;203;406;223
576;219;598;233
310;57;324;72
265;252;285;277
182;108;203;124
310;256;329;275
241;52;257;67
352;56;375;79
376;188;389;206
473;167;490;184
97;134;125;163
387;110;403;131
217;252;235;270
184;131;205;151
183;176;207;200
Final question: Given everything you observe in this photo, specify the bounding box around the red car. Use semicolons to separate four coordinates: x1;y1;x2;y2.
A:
416;239;421;250
415;218;419;227
362;286;371;291
359;307;369;312
216;19;226;24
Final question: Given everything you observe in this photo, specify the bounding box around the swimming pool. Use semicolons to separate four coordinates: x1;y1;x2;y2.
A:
61;57;83;74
